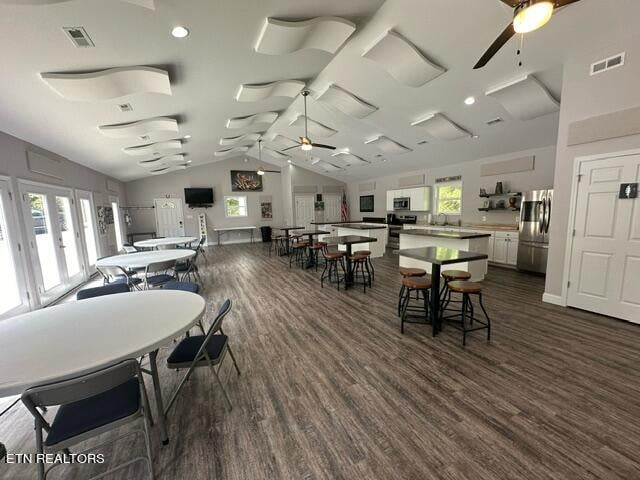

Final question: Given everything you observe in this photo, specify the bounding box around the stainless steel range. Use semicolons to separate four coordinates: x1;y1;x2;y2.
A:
387;214;417;251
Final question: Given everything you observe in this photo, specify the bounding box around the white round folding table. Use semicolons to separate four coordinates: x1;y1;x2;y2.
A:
0;290;205;444
96;249;195;269
133;236;198;249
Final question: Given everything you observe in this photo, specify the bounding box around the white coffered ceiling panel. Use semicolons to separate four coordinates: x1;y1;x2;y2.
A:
317;84;378;119
0;0;154;7
411;113;471;141
263;147;290;160
362;30;445;88
138;154;185;167
123;140;182;156
40;66;171;101
219;133;261;146
289;115;337;137
255;17;355;55
149;164;186;175
226;112;278;129
214;146;249;157
365;135;411;155
268;134;299;149
332;150;369;166
236;80;305;102
98;117;178;142
486;75;560;121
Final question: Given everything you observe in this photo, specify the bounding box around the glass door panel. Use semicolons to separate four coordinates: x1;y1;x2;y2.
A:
111;200;123;251
56;195;81;279
79;197;98;267
28;192;61;291
0;183;27;317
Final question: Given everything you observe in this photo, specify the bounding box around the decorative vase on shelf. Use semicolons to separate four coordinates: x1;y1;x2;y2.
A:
508;196;517;208
495;182;504;195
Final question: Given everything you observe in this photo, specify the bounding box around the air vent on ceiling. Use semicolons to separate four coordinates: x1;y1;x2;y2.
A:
417;140;429;145
590;52;625;76
486;116;503;126
139;135;150;141
118;103;133;112
63;27;95;48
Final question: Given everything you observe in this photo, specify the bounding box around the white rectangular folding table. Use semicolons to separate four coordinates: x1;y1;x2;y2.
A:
213;226;257;245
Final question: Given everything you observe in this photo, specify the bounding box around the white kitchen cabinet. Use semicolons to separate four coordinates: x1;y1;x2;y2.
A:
386;190;395;212
493;232;518;266
386;187;431;212
487;235;495;262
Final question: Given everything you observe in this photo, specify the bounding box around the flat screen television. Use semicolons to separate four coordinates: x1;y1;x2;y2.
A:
184;188;214;205
360;195;374;212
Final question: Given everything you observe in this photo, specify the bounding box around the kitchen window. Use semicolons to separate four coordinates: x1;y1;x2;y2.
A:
435;183;462;215
224;195;248;217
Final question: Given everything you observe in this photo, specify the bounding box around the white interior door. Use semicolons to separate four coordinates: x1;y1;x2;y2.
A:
324;194;342;223
567;153;640;323
0;177;30;317
110;196;124;251
294;195;315;229
154;198;185;237
20;182;84;304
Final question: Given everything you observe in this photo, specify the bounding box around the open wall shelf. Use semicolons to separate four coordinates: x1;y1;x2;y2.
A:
478;207;520;212
479;192;522;198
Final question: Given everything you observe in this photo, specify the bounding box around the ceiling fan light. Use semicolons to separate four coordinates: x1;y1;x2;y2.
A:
257;168;265;175
301;143;313;151
513;1;554;34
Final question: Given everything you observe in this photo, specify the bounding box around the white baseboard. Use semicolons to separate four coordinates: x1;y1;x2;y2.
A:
542;293;567;307
214;238;256;246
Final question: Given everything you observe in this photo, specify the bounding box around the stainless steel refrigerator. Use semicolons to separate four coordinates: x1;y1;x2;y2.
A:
517;189;552;274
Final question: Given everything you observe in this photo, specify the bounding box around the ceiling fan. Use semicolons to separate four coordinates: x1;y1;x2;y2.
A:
256;140;281;175
473;0;581;69
281;90;336;153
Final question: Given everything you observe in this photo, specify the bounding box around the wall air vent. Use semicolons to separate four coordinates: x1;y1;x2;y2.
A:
590;52;625;76
119;103;133;112
486;116;503;126
63;27;95;48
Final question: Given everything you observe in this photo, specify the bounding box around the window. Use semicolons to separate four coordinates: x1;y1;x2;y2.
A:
436;183;462;215
111;199;123;251
224;196;248;217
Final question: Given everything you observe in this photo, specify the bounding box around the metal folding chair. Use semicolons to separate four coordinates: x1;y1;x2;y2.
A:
143;259;176;289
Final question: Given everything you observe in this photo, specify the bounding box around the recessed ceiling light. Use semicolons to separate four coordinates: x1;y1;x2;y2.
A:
184;135;191;139
287;159;292;164
464;96;476;105
472;134;479;139
171;26;190;38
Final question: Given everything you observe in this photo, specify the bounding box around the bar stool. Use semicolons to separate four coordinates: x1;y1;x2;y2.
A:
349;252;371;293
353;250;374;280
440;270;471;312
308;241;327;271
446;281;491;346
399;275;432;334
320;250;346;290
397;267;427;316
289;241;309;268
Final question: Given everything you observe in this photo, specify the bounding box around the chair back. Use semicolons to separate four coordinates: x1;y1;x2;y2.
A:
22;360;140;420
97;265;130;283
145;259;176;275
77;283;129;300
191;299;232;365
122;244;137;254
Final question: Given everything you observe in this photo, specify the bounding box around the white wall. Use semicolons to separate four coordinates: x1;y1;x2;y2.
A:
289;164;346;224
124;157;343;243
346;145;556;225
544;19;640;299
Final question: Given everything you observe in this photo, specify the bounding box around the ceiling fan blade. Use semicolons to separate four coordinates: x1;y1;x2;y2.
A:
281;145;301;152
554;0;581;9
312;143;336;150
473;22;516;69
498;0;520;6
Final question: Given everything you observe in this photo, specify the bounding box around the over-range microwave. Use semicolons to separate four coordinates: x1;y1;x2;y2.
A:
393;197;410;210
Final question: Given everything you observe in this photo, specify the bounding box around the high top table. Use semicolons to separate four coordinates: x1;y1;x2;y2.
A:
96;249;195;270
274;226;304;255
0;290;206;445
323;235;377;288
295;229;330;268
399;247;488;335
133;236;197;249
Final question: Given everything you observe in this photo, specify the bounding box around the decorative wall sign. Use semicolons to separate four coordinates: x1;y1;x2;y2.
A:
619;183;638;199
261;202;273;219
231;170;263;191
314;201;325;211
96;206;107;235
104;206;114;224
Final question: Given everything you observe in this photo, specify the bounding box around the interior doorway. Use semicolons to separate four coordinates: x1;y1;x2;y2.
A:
154;198;185;237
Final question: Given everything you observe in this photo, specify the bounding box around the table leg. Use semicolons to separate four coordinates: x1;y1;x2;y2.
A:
430;264;441;336
345;244;353;287
285;234;290;255
218;231;221;246
305;234;315;269
148;349;170;445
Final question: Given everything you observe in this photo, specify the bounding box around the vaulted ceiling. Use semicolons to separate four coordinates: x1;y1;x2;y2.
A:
0;0;635;182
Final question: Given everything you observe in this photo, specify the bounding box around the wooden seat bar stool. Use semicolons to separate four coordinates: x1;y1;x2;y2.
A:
398;267;427;316
289;240;309;268
320;250;347;290
308;241;327;271
353;250;374;281
399;275;432;333
349;252;372;293
440;270;471;312
446;280;491;347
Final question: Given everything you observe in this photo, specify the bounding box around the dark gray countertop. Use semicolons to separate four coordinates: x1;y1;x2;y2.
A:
310;221;359;225
400;229;490;239
399;247;488;265
323;235;378;245
333;223;387;230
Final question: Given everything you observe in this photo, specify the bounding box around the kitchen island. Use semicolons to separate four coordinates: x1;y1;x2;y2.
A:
332;223;388;258
399;229;490;280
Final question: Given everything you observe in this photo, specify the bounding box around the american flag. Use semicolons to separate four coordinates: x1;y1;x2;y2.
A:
340;192;349;221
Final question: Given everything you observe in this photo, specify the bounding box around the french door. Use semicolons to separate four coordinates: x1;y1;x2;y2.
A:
154;198;185;237
324;194;342;222
110;196;124;251
20;181;84;304
0;177;30;318
294;195;315;229
77;190;100;272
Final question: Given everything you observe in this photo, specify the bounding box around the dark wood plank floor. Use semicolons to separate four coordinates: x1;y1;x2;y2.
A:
2;243;640;480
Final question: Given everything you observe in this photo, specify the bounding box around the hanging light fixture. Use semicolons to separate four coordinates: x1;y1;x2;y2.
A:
513;1;554;34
